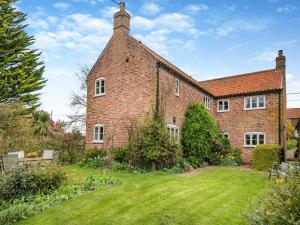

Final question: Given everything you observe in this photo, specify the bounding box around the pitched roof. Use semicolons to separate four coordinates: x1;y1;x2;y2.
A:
287;108;300;119
129;35;213;96
198;69;284;97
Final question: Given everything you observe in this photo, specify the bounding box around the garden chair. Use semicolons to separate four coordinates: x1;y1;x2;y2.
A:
269;162;289;179
2;154;18;172
42;150;54;160
8;151;25;160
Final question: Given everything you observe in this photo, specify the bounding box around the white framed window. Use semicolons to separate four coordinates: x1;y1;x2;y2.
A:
167;124;180;143
244;95;265;110
204;96;211;110
218;99;229;112
95;77;105;96
93;124;104;143
175;79;180;96
221;132;230;139
244;132;265;147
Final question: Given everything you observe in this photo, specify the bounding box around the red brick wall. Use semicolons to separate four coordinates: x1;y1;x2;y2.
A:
158;65;214;129
86;31;157;149
214;93;281;163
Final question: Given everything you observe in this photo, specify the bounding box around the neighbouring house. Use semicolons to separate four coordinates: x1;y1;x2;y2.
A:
287;108;300;137
86;3;287;163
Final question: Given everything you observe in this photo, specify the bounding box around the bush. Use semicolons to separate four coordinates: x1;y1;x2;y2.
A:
83;147;106;160
247;163;300;224
252;144;280;171
182;103;220;168
112;145;128;163
0;164;66;201
230;148;242;165
163;157;191;174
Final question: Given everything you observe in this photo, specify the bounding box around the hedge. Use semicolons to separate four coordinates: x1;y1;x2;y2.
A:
252;144;281;171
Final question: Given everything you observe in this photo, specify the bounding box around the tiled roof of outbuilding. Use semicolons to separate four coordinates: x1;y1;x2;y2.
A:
287;108;300;119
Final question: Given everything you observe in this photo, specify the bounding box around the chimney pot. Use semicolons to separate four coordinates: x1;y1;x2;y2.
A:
276;49;286;71
119;2;125;11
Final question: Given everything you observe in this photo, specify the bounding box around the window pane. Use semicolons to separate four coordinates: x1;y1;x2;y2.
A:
218;101;223;111
224;101;229;110
245;98;251;108
252;97;257;108
99;127;104;141
95;81;100;94
101;80;105;94
94;127;99;140
259;135;265;144
252;134;257;145
259;96;265;108
246;134;251;145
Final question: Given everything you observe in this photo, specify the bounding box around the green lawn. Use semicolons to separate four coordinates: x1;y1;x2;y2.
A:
18;166;269;225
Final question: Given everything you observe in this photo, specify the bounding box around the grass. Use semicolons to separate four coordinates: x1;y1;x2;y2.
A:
18;166;269;225
287;138;298;150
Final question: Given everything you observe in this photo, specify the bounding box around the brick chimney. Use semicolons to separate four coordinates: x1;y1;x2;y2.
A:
276;50;286;71
113;2;130;33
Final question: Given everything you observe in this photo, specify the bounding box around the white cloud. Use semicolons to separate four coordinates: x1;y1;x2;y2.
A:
28;17;49;30
216;18;270;37
157;13;194;32
132;16;156;30
251;50;277;62
274;39;297;47
185;4;209;13
277;5;297;13
100;6;119;18
53;2;71;10
71;0;104;5
47;16;58;24
286;73;294;81
141;2;161;16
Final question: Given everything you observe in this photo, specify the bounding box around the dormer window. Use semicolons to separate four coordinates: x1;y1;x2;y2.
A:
95;77;105;96
204;96;211;110
175;79;180;96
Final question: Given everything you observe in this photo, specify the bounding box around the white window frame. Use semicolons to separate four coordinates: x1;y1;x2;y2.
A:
217;99;230;112
221;132;230;139
244;95;266;110
95;77;105;96
175;79;180;96
244;132;266;147
204;96;211;110
93;124;104;143
167;124;180;143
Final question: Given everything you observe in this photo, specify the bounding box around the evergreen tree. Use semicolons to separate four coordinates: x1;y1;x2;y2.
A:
0;0;46;108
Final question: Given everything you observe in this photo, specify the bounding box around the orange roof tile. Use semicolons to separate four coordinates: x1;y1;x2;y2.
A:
287;108;300;119
198;70;283;97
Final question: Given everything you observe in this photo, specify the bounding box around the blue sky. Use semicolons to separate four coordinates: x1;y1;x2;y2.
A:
14;0;300;123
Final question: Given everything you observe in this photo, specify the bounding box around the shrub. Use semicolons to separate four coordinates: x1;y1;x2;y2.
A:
112;145;128;163
182;103;220;168
26;152;39;158
229;148;242;165
252;144;280;171
163;157;191;174
122;110;181;170
247;163;300;224
112;162;135;172
0;164;66;201
83;147;106;160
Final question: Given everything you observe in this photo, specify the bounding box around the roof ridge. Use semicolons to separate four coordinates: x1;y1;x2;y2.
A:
199;69;277;83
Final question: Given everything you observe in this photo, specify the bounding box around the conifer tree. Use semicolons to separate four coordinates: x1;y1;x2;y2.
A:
0;0;46;108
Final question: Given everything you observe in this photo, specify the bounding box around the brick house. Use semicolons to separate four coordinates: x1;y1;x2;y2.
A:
287;108;300;127
86;3;287;162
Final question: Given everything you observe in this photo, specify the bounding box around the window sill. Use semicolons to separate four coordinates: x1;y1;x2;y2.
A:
92;141;104;144
217;110;229;113
243;107;266;111
94;94;105;98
